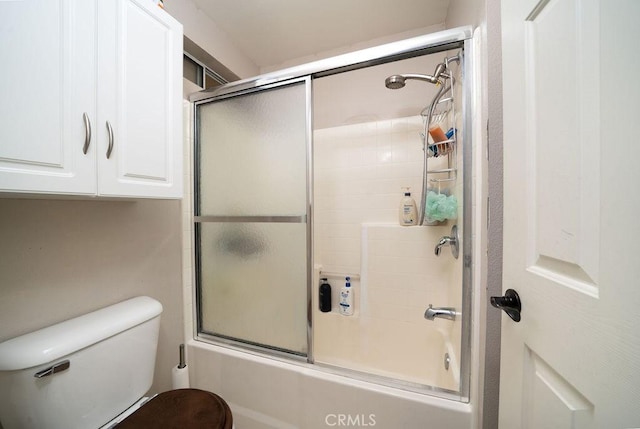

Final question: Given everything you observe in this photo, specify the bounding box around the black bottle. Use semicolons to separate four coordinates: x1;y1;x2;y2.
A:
319;278;332;312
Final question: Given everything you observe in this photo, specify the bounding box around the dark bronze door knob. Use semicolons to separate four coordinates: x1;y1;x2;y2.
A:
490;289;521;322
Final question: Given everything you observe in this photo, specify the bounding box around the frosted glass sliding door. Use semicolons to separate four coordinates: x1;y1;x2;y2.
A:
194;79;310;355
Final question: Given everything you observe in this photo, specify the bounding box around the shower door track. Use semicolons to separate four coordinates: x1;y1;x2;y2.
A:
190;27;472;103
194;215;307;223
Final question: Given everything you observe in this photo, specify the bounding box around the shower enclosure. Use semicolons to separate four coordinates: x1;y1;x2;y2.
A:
191;27;474;406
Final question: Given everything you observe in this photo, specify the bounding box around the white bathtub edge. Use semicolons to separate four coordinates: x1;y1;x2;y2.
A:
188;338;472;414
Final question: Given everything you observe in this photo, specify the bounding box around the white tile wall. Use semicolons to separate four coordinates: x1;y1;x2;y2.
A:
315;116;425;273
313;116;462;390
184;107;465;391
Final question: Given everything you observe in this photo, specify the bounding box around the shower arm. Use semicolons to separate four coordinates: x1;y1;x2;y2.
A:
445;53;461;68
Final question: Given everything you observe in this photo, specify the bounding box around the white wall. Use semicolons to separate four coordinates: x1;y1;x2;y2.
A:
446;0;503;428
260;23;445;74
446;0;485;28
0;198;184;394
163;0;259;78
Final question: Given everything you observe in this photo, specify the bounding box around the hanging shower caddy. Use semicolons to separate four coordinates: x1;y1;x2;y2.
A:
419;54;460;225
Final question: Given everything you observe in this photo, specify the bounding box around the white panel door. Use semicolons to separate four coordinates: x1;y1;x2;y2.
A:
0;0;96;195
97;0;183;198
500;0;640;428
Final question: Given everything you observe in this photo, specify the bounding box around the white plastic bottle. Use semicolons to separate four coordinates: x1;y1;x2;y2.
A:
339;277;354;316
399;187;418;226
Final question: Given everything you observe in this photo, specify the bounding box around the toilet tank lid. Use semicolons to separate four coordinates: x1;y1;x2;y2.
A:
0;296;163;371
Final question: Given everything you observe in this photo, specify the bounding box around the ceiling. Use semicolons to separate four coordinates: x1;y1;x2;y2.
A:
191;0;451;71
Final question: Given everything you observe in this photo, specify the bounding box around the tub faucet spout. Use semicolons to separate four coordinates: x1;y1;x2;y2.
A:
424;304;457;321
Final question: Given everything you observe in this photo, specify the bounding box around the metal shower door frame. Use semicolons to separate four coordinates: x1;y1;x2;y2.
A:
193;75;314;359
191;25;474;402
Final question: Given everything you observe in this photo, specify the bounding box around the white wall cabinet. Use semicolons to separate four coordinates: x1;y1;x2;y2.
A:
0;0;183;199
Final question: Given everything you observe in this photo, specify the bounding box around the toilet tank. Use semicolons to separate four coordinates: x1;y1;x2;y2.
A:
0;296;163;429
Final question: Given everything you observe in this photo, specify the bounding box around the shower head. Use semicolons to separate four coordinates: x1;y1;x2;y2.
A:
384;75;406;89
384;73;439;89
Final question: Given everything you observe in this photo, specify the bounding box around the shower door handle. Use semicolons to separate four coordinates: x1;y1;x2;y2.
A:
490;289;521;322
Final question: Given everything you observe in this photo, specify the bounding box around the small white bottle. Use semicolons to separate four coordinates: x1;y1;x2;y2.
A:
399;187;418;226
339;277;354;316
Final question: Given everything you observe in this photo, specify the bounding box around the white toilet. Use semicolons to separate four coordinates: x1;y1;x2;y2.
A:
0;296;233;429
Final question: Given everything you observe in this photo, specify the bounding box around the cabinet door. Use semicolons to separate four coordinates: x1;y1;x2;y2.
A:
0;0;97;195
97;0;183;198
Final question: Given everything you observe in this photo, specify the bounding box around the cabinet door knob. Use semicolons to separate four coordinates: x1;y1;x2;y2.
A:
82;113;91;154
106;121;114;159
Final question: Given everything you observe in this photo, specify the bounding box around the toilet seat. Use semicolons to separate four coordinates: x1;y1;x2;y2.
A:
114;388;233;429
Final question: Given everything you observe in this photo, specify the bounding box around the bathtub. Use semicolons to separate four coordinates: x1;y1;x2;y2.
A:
311;308;462;393
187;340;472;429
